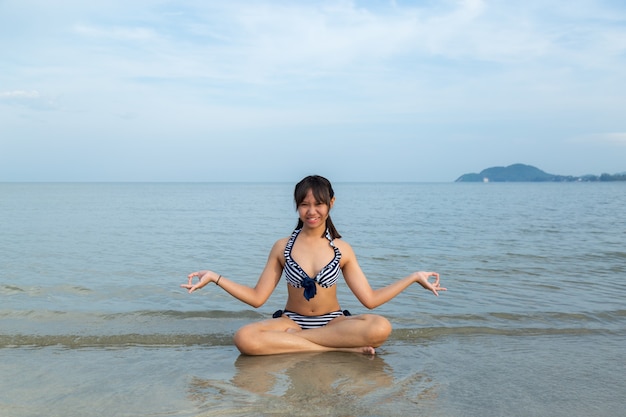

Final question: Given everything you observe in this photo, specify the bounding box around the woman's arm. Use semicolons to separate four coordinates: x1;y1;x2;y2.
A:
181;239;286;308
338;241;444;309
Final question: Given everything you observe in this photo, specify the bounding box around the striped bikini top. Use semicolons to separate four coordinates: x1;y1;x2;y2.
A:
283;228;341;300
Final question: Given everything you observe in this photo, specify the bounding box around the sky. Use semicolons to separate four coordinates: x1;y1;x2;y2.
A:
1;0;625;182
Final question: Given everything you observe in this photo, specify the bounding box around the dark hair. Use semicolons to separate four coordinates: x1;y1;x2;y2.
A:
294;175;341;239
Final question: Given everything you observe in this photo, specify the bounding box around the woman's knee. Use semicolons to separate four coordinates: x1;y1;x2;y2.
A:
233;323;263;355
363;314;392;346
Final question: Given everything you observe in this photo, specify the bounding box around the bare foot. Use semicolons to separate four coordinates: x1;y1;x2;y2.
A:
340;346;376;356
361;346;376;356
283;327;375;355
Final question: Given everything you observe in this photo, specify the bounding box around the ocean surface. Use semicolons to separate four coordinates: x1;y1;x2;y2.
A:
1;182;625;417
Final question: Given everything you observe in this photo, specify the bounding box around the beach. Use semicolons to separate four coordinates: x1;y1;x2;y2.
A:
3;334;621;416
1;182;625;416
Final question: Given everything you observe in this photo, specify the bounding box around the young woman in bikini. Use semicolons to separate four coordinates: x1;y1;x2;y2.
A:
181;175;445;355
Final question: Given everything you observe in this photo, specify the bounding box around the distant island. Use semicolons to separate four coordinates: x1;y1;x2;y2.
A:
455;163;626;182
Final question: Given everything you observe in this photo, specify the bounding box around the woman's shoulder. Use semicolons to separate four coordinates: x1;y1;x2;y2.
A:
270;236;290;253
332;238;355;255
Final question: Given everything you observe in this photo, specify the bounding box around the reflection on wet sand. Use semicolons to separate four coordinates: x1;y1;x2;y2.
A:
188;351;439;416
232;351;393;396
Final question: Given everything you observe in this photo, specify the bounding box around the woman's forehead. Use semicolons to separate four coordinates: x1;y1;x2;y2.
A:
303;188;328;202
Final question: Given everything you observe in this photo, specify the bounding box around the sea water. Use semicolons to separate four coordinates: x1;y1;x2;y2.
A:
1;182;625;416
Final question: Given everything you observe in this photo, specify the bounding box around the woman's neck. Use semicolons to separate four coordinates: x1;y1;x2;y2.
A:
300;223;326;238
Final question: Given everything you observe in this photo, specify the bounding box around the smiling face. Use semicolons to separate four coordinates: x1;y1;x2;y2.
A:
293;175;338;234
297;188;334;230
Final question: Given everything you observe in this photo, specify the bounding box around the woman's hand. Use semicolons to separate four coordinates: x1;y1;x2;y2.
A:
413;271;446;296
181;270;218;293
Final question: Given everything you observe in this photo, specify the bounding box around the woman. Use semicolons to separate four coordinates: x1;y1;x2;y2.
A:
181;175;445;355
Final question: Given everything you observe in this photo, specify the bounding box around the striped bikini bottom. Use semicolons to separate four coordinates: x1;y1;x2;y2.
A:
272;309;352;330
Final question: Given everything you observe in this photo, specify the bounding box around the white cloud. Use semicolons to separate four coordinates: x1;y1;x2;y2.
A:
570;132;626;148
0;90;41;99
593;133;626;146
0;90;58;110
73;24;157;42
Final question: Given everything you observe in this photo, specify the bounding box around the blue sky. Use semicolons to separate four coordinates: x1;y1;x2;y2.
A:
1;0;625;182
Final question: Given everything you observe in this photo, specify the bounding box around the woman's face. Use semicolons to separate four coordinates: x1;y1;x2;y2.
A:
297;189;334;229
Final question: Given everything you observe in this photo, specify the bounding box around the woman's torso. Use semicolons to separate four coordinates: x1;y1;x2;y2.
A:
281;229;343;315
